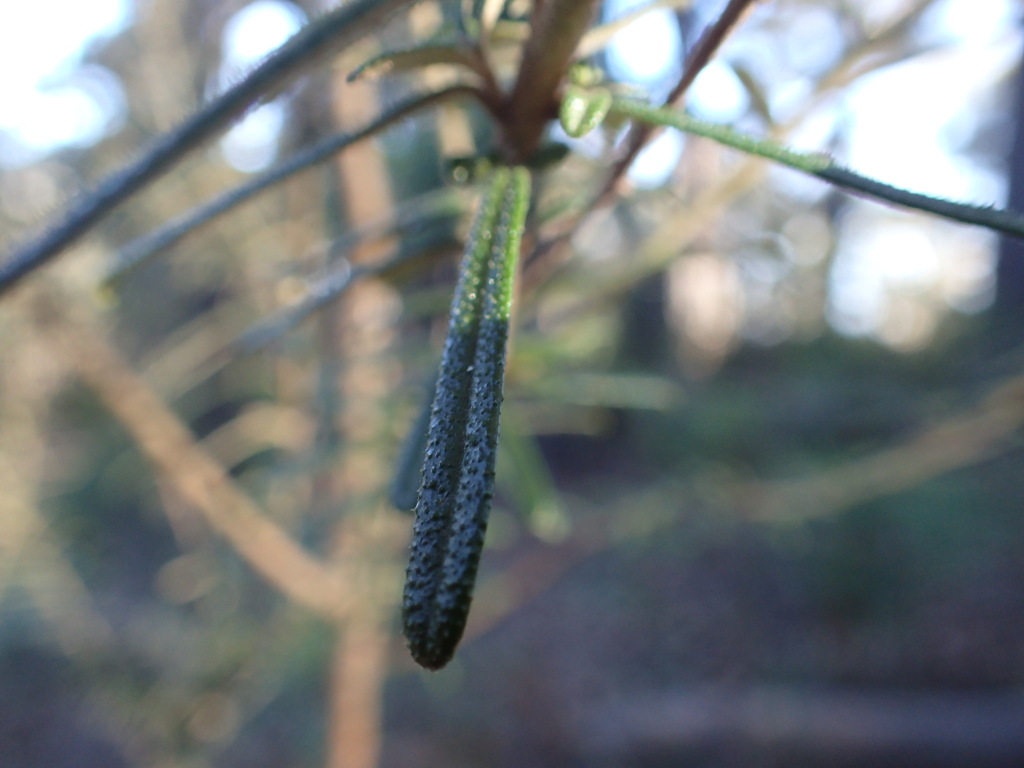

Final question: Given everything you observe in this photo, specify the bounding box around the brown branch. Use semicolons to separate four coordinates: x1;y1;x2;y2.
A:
501;0;601;161
327;514;403;768
594;0;760;208
42;299;352;621
323;67;402;768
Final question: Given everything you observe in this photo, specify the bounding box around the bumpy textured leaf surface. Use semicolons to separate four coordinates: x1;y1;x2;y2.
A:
403;166;531;670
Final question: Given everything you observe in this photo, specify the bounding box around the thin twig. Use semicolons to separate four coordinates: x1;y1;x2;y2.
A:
594;0;759;207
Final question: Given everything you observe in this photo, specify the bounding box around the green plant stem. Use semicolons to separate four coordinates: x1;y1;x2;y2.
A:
0;0;420;297
814;167;1024;238
611;99;1024;239
610;99;830;172
105;86;478;285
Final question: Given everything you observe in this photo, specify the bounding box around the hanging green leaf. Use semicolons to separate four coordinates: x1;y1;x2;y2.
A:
402;165;531;670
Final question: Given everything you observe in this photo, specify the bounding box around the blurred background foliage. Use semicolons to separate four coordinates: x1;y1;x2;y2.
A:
1;0;1024;766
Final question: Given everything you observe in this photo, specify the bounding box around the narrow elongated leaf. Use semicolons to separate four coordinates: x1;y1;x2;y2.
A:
402;169;512;669
403;166;531;670
611;98;1024;239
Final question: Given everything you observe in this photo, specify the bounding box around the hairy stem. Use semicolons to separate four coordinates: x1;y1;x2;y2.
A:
612;98;1024;239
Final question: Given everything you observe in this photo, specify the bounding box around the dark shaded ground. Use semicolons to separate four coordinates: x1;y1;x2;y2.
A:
379;410;1024;768
4;338;1024;768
